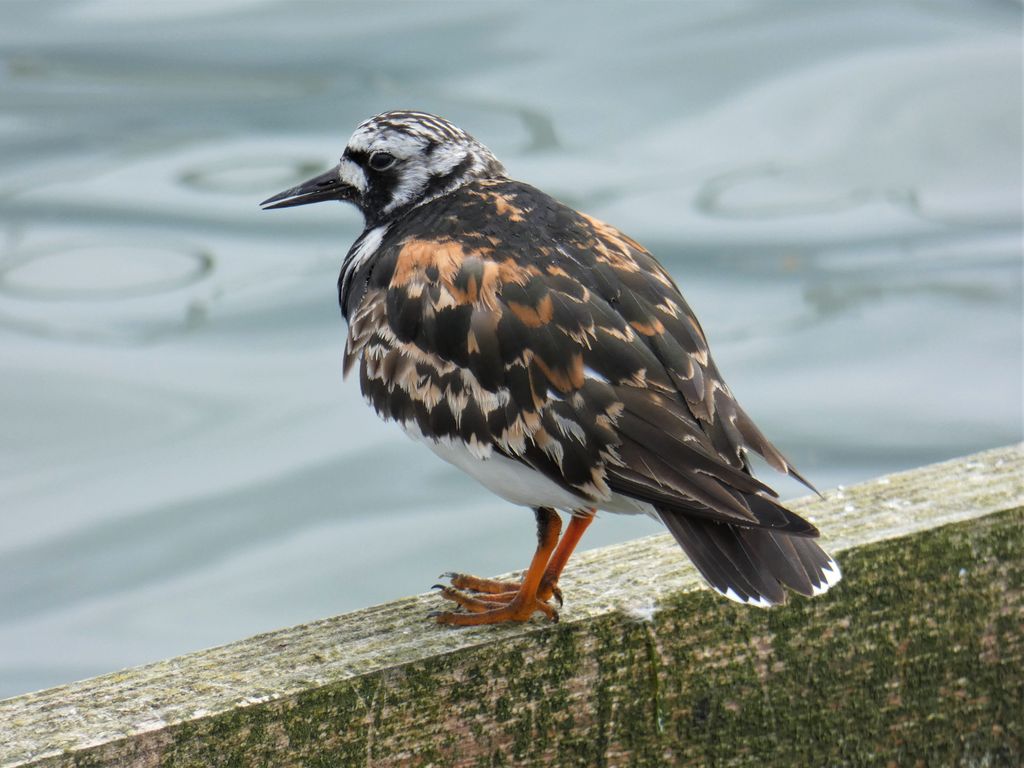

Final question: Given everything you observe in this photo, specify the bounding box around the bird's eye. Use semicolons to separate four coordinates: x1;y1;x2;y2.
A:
368;151;397;171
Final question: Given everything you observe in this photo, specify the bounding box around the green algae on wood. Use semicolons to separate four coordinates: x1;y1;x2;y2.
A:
1;444;1021;767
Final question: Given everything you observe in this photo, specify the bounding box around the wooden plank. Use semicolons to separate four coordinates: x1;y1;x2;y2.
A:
1;444;1021;767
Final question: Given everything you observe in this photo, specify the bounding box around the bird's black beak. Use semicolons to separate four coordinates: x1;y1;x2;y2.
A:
260;166;356;210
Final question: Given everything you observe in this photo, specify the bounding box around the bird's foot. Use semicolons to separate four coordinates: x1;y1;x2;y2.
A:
432;585;559;625
440;572;563;605
431;572;561;625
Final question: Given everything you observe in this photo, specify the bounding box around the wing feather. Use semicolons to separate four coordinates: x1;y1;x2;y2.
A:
349;179;816;535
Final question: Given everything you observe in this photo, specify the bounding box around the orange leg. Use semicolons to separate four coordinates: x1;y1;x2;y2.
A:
435;508;596;625
450;510;596;605
538;509;594;600
435;507;563;626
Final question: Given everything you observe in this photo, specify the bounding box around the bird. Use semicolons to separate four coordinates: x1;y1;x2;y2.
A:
261;110;841;626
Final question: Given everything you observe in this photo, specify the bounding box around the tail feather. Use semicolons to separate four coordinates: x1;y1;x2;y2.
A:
658;509;841;606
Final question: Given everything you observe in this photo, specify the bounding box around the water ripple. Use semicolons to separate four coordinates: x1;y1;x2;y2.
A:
0;241;213;301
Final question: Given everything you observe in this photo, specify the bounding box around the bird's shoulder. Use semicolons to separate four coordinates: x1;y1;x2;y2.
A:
354;178;721;420
351;178;687;389
359;178;674;287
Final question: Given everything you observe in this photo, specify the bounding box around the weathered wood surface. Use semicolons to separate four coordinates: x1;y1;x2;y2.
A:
2;444;1021;767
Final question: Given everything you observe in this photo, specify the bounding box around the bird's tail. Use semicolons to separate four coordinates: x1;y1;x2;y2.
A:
657;510;842;607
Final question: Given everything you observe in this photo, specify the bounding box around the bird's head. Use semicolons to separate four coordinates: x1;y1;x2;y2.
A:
261;110;506;228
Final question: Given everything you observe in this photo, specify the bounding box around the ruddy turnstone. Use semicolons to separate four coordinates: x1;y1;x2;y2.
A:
261;110;841;625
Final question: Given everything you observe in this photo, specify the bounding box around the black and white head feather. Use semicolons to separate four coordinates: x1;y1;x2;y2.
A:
341;110;507;226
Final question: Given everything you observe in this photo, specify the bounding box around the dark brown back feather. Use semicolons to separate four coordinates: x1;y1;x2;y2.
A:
346;178;816;533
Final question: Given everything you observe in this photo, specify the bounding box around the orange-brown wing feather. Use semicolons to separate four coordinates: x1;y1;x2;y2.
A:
346;179;812;532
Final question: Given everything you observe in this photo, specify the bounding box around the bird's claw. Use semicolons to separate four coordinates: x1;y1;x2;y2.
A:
432;570;563;624
551;586;564;607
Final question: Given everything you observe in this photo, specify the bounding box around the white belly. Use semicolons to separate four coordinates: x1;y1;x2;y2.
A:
399;421;654;516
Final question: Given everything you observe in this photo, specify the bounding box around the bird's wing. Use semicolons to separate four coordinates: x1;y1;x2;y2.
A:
347;180;811;532
573;212;815;491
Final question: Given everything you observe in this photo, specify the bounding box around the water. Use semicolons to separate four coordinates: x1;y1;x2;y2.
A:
0;0;1020;699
